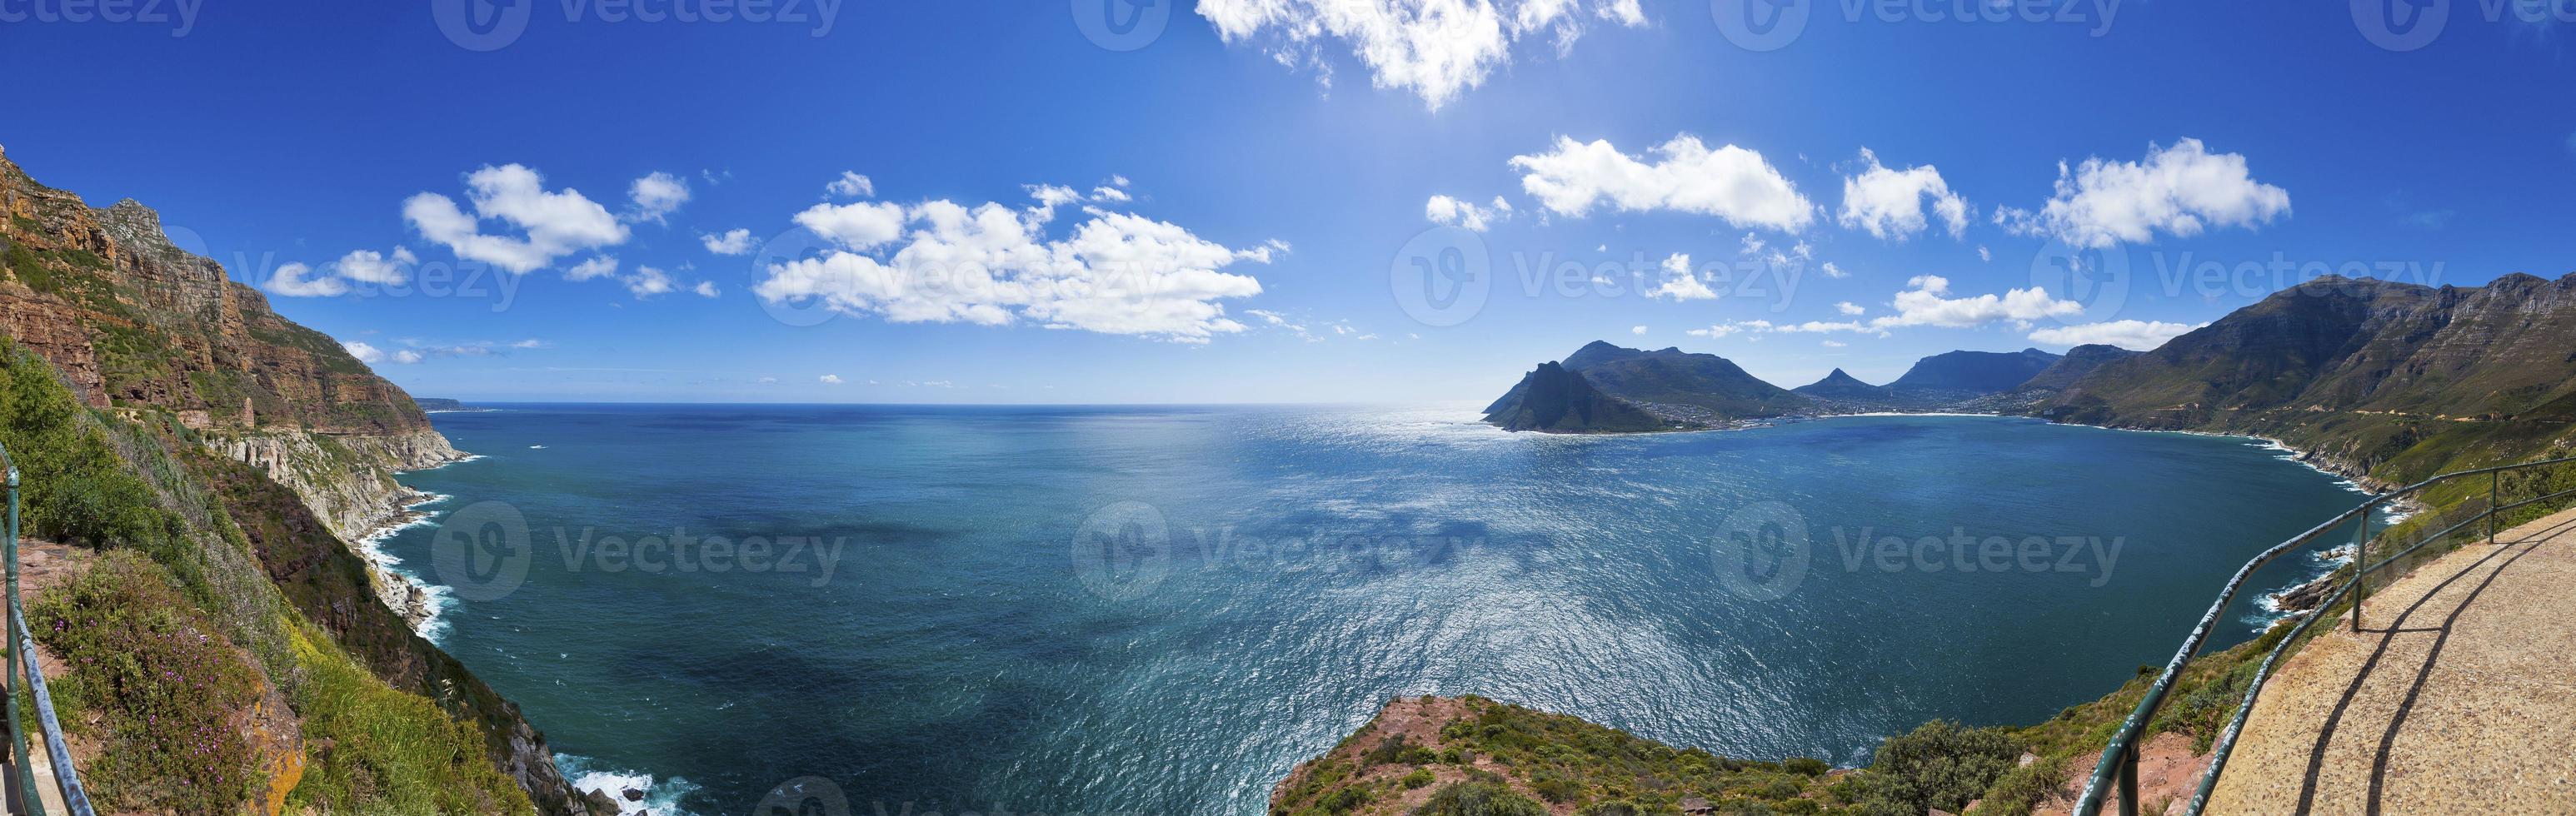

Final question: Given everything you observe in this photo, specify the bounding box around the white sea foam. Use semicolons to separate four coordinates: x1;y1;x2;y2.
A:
557;754;701;816
355;492;458;643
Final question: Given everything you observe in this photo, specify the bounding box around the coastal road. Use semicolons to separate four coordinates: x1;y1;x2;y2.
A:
2206;506;2576;814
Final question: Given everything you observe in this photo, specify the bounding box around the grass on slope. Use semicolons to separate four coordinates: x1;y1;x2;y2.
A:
0;336;532;813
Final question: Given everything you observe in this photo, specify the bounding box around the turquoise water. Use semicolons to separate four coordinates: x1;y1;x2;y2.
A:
378;406;2369;815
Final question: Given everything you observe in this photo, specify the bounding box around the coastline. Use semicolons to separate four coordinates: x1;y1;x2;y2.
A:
350;451;488;642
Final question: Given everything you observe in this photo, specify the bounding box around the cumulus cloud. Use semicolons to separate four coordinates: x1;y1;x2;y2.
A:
1878;274;2084;328
336;247;417;285
692;281;720;298
627;172;691;223
1645;252;1718;301
1424;194;1510;231
819;374;845;384
623;266;678;298
565;256;619;281
342;341;384;364
1510;135;1815;231
701;228;756;255
826;172;875;198
265;262;347;297
1839;148;1970;240
1196;0;1647;109
1820;261;1845;278
755;196;1276;343
1995;137;2290;248
404;164;630;274
2028;319;2202;351
1092;186;1131;203
1631;325;1647;335
1691;276;2084;340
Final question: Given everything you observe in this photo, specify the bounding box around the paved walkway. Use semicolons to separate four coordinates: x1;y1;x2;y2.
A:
2207;507;2576;814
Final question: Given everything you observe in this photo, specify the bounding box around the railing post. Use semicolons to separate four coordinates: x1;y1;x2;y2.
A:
2349;502;2371;634
2490;469;2501;545
2116;743;2140;816
4;457;29;816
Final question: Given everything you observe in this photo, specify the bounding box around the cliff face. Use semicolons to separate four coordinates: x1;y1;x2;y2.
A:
2043;275;2576;484
0;148;592;814
0;145;461;540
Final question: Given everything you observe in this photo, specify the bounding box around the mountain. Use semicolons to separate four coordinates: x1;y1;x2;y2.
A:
2043;274;2576;482
2014;344;2140;393
1887;348;2062;399
1558;341;1813;423
1793;368;1891;401
0;147;598;814
414;397;468;410
1483;361;1681;433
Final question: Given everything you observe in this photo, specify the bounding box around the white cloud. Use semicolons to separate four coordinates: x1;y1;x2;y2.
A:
1646;252;1718;301
510;339;547;349
404;164;630;274
624;266;677;298
1878;274;2084;328
627;172;691;224
1835;301;1865;316
1196;0;1648;109
755;197;1274;343
1026;185;1083;211
1092;186;1131;203
1976;245;1992;261
1839;148;1970;240
794;201;908;250
1995;137;2290;248
342;341;384;363
819;374;845;384
1510;135;1815;231
1820;261;1845;278
392;349;425;365
826;172;875;198
334;247;417;286
1821;340;1846;347
2028;319;2202;351
566;256;619;281
265;262;347;297
692;281;721;298
1630;325;1647;335
701;228;756;255
1424;194;1510;231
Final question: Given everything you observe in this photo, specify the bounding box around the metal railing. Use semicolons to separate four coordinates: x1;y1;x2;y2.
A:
0;443;94;816
2074;455;2576;816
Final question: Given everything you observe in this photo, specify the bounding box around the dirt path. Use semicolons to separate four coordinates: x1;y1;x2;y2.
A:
2206;507;2576;814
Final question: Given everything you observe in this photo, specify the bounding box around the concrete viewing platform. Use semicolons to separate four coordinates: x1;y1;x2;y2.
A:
2207;506;2576;814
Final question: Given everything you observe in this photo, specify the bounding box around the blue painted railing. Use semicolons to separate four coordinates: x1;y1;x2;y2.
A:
0;442;94;816
2074;455;2576;816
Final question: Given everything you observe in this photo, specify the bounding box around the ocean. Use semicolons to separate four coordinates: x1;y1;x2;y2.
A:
373;405;2374;815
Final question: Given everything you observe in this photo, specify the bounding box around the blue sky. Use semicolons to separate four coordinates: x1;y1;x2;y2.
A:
6;0;2574;404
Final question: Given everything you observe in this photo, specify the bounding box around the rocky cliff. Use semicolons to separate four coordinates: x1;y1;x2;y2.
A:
0;147;593;814
2041;275;2576;485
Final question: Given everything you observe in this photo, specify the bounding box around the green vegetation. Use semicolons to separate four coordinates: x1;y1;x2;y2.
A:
1415;781;1547;816
31;550;264;813
0;336;535;813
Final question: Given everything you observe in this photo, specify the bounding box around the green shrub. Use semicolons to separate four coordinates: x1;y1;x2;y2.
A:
1413;781;1547;816
1851;720;2022;815
1783;757;1829;776
31;550;263;813
1403;768;1437;789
